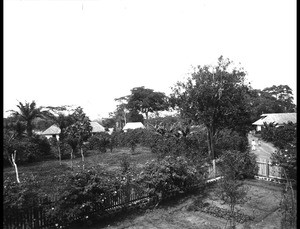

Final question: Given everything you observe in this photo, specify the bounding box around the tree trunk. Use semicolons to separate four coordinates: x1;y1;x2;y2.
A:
145;111;149;128
207;127;216;177
11;150;20;183
57;143;62;166
81;147;85;170
71;149;73;170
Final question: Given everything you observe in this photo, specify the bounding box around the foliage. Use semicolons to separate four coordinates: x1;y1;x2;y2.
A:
262;122;297;180
271;143;296;181
216;150;254;228
280;181;297;228
127;109;144;123
171;56;252;160
3;175;42;210
217;150;258;180
87;132;111;153
126;86;168;120
147;122;208;167
247;85;296;123
3;132;52;166
9;101;50;137
137;156;204;197
101;118;116;130
262;122;296;149
45;169;121;227
214;128;249;157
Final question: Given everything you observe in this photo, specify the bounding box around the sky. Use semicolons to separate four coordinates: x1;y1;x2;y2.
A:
4;0;297;120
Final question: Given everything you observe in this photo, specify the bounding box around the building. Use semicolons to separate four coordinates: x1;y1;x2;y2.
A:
41;124;61;139
90;121;105;134
122;122;145;132
252;113;297;132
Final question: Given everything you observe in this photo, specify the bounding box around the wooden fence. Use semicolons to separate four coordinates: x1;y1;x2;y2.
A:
256;159;284;180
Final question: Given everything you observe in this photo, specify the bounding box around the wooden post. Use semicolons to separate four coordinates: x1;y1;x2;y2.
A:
266;159;269;178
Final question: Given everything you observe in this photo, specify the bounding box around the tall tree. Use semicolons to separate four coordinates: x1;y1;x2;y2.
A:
248;85;296;123
171;56;251;176
9;101;49;137
126;86;168;123
127;109;144;123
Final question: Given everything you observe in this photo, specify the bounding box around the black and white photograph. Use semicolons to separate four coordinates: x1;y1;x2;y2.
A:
4;0;296;228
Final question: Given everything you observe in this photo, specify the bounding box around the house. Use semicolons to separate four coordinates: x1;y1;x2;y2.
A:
122;122;145;132
90;121;105;134
41;124;61;140
252;113;297;132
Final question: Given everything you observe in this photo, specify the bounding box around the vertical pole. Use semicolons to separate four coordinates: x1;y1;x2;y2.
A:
266;159;269;177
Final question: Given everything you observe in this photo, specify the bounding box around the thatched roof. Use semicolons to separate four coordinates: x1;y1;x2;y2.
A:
123;122;145;130
252;113;297;126
90;121;105;133
42;125;61;135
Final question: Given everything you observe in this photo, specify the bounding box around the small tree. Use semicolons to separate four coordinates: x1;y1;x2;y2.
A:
63;107;92;170
216;150;255;228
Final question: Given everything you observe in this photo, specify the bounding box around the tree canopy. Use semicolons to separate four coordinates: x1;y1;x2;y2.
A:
126;86;168;120
171;56;252;160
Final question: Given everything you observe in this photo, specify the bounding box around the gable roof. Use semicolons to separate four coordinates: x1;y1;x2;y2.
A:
123;122;145;130
42;124;61;135
90;121;105;133
252;113;297;126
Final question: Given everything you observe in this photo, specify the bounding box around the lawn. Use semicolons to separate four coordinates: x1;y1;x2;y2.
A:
82;179;285;229
3;146;157;196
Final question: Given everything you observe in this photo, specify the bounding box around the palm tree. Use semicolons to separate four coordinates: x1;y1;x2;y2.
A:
10;101;48;137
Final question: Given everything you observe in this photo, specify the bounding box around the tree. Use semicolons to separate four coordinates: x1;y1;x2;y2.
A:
262;85;296;112
112;97;129;130
9;101;50;137
248;85;296;123
127;109;144;123
3;131;21;183
216;150;254;228
43;105;77;165
63;107;92;170
126;86;168;123
171;56;251;175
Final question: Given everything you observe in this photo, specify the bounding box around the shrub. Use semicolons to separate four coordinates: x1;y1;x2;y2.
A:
87;132;111;153
137;156;204;198
3;175;41;210
46;169;121;227
217;150;258;180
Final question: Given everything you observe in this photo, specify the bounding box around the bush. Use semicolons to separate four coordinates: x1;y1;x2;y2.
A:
3;175;41;210
217;150;258;180
87;132;111;153
137;156;204;198
46;169;121;227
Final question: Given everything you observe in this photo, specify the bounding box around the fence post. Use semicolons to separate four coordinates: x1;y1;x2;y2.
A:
266;159;269;178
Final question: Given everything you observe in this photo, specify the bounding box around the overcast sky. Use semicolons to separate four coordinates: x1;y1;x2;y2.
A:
4;0;296;120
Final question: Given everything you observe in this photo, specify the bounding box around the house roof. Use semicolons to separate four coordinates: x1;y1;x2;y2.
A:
123;122;145;130
90;121;105;133
252;113;297;126
42;125;61;135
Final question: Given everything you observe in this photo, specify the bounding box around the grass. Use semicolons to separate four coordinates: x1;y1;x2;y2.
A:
3;145;157;196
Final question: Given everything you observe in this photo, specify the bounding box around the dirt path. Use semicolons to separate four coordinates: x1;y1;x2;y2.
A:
248;134;277;161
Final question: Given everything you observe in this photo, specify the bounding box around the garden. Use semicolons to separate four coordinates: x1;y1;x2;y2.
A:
3;57;297;229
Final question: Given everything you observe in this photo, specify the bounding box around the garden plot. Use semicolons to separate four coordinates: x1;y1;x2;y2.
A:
87;179;285;229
